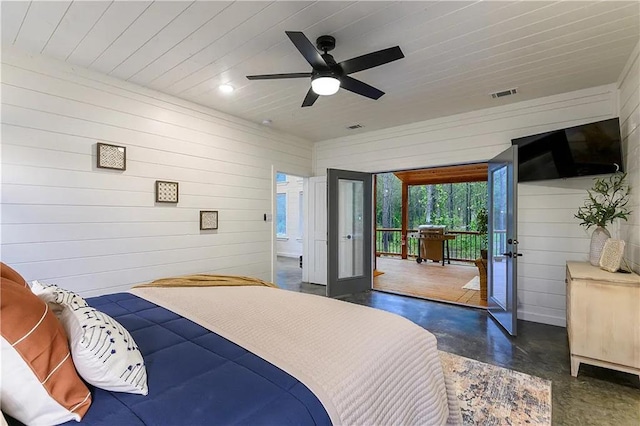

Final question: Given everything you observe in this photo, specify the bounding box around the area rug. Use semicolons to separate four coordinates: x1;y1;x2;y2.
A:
462;275;480;291
440;351;552;425
373;269;385;277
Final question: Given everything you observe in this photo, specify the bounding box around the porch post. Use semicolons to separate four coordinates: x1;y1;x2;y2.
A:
401;182;408;259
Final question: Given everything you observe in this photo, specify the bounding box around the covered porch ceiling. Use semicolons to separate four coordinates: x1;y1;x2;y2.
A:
393;163;488;186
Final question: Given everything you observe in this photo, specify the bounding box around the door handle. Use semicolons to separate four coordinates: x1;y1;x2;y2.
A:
502;252;523;258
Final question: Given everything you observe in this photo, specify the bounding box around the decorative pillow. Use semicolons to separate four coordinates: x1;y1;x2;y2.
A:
31;280;89;315
31;281;148;395
1;262;28;288
0;278;92;425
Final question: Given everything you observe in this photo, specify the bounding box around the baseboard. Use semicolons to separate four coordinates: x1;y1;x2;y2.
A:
518;310;566;327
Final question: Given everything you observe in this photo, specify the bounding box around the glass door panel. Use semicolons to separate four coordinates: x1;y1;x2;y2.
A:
488;146;519;336
338;179;364;279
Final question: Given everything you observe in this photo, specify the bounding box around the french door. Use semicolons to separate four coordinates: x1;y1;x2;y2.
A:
327;169;373;297
488;146;520;336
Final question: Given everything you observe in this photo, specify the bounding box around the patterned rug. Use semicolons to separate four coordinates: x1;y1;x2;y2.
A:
440;351;552;425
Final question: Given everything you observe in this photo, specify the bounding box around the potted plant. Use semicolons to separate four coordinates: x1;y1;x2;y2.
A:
476;207;489;259
575;172;631;266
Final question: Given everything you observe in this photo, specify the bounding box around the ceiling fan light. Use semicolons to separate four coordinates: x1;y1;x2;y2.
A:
311;76;340;96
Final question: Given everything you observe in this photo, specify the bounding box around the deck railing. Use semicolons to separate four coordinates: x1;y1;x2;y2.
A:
376;228;486;262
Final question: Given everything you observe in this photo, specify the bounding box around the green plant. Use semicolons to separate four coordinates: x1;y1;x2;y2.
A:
575;172;631;229
476;207;489;249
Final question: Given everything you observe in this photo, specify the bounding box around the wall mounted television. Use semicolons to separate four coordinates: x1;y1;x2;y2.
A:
511;118;624;183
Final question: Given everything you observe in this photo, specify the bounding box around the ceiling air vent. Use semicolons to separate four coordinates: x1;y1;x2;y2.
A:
490;88;518;99
347;124;363;130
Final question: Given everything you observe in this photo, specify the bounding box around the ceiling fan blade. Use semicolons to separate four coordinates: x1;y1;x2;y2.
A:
246;72;311;80
301;88;319;107
339;46;404;75
340;76;384;100
286;31;328;70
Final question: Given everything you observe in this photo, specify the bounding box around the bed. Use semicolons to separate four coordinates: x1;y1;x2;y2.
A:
69;291;329;425
66;283;461;425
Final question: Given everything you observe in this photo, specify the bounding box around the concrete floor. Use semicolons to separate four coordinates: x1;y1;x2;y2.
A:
276;256;640;425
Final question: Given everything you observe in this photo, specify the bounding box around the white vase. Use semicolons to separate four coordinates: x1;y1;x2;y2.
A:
589;226;610;266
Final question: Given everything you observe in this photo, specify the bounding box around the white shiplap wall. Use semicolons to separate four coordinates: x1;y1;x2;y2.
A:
0;46;313;297
618;42;640;274
314;84;620;327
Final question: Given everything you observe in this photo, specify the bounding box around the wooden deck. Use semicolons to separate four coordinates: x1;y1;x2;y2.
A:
374;256;487;308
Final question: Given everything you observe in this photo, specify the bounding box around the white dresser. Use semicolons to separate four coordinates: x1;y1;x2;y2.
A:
566;261;640;378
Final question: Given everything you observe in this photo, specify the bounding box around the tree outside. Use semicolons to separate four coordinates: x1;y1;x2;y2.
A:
376;172;488;259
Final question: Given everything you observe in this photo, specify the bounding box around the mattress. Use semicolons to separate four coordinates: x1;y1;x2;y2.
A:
132;286;462;425
70;292;331;426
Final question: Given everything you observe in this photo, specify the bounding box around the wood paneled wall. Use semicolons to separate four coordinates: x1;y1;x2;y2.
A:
1;47;313;297
314;84;620;327
618;42;640;274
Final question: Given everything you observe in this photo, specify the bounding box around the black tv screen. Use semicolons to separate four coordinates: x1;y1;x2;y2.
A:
511;118;624;182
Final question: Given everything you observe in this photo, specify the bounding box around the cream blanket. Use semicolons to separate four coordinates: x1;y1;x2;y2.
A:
131;286;461;425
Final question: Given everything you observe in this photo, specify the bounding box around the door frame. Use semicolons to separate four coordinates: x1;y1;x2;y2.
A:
271;165;310;284
370;161;490;308
315;159;491;300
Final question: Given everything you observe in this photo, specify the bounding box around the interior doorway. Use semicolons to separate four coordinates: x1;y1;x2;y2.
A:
373;163;489;308
274;172;304;289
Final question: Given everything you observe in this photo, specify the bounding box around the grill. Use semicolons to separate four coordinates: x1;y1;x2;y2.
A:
415;225;455;265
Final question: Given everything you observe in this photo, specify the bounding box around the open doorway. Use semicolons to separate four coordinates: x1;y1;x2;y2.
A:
374;163;489;308
274;172;304;289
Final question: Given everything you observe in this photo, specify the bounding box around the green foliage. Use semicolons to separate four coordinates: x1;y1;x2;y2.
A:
376;173;488;231
575;173;631;229
475;207;488;248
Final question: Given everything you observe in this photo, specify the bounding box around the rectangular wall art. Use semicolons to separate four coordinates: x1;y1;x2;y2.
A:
200;211;218;230
97;143;126;170
155;181;179;203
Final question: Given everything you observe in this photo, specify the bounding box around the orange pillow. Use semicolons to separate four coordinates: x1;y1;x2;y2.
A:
0;278;92;424
1;262;28;288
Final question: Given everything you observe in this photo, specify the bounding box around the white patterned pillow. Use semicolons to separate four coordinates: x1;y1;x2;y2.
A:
31;280;88;314
31;281;148;395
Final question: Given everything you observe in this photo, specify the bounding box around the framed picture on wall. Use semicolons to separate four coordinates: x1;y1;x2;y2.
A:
155;180;179;203
97;143;126;170
200;211;218;230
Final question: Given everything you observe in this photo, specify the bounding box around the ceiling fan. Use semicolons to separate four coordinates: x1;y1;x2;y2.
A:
246;31;404;107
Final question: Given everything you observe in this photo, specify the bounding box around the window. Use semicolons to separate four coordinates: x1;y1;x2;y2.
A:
276;193;287;236
276;173;287;183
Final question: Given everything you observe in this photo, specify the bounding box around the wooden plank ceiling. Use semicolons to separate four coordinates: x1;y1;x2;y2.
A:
394;163;488;186
2;1;638;141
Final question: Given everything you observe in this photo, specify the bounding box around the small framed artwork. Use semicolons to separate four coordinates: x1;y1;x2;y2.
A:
97;143;126;170
200;211;218;230
155;180;179;203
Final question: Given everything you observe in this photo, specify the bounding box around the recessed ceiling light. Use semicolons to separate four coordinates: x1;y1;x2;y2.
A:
219;84;234;94
261;119;272;126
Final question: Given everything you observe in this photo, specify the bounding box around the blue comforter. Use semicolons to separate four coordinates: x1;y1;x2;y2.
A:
71;292;330;426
